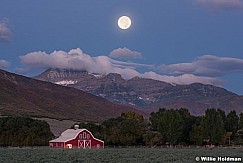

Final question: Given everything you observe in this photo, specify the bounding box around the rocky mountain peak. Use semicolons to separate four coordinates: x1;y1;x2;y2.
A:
34;68;242;115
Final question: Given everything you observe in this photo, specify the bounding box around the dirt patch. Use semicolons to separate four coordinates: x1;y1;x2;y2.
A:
35;118;77;137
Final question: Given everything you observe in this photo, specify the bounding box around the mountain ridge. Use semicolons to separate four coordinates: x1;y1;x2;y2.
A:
34;68;243;115
0;69;144;122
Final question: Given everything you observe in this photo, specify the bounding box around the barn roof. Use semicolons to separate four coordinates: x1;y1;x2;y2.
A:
49;129;85;143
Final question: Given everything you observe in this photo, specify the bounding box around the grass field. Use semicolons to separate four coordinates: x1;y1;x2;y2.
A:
0;147;242;163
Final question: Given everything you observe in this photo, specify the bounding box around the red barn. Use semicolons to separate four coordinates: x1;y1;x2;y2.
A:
49;126;104;149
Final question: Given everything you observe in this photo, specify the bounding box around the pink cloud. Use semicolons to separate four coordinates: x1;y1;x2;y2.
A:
141;71;221;86
0;60;10;68
109;47;142;59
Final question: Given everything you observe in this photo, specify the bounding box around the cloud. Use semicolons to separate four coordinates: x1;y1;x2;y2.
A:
0;19;11;43
0;60;10;68
157;55;243;77
20;48;222;86
196;0;243;11
109;47;142;59
20;48;148;75
141;72;221;86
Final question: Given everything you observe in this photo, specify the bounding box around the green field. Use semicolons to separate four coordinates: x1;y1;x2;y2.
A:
0;147;242;163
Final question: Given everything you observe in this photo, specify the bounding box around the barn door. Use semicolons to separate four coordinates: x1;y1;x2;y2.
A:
78;140;91;149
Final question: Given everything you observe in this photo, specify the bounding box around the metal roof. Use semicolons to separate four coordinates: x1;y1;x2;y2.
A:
49;129;84;143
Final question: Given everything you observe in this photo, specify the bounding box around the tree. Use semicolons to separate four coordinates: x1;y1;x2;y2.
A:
217;109;227;128
201;109;225;145
0;116;54;146
156;109;183;144
142;131;163;146
189;125;203;145
102;112;147;146
149;108;166;131
178;108;196;144
121;111;144;122
239;112;243;129
225;111;238;138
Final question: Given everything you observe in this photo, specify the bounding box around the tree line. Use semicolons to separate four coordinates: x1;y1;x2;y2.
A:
1;108;243;147
0;116;53;147
76;108;243;146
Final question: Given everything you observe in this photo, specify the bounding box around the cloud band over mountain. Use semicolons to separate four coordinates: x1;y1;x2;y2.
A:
158;55;243;77
19;48;224;86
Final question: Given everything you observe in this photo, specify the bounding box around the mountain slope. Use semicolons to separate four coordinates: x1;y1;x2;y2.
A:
0;69;144;122
34;69;243;115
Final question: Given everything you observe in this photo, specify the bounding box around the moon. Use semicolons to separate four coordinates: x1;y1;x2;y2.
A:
118;16;131;30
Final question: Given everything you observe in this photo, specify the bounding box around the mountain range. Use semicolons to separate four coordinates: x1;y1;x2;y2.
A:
35;68;243;115
0;69;142;122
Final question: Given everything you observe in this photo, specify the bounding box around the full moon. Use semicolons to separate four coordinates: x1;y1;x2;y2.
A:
118;16;131;30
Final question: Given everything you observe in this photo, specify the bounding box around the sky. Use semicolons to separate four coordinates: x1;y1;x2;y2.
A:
0;0;243;95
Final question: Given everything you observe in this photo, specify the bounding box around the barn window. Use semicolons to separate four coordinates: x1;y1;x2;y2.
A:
83;132;86;139
79;134;82;139
87;134;90;139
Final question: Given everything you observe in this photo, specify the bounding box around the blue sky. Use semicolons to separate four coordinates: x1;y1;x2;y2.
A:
1;0;243;95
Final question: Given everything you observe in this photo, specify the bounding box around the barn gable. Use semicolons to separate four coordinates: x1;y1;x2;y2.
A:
49;128;104;149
